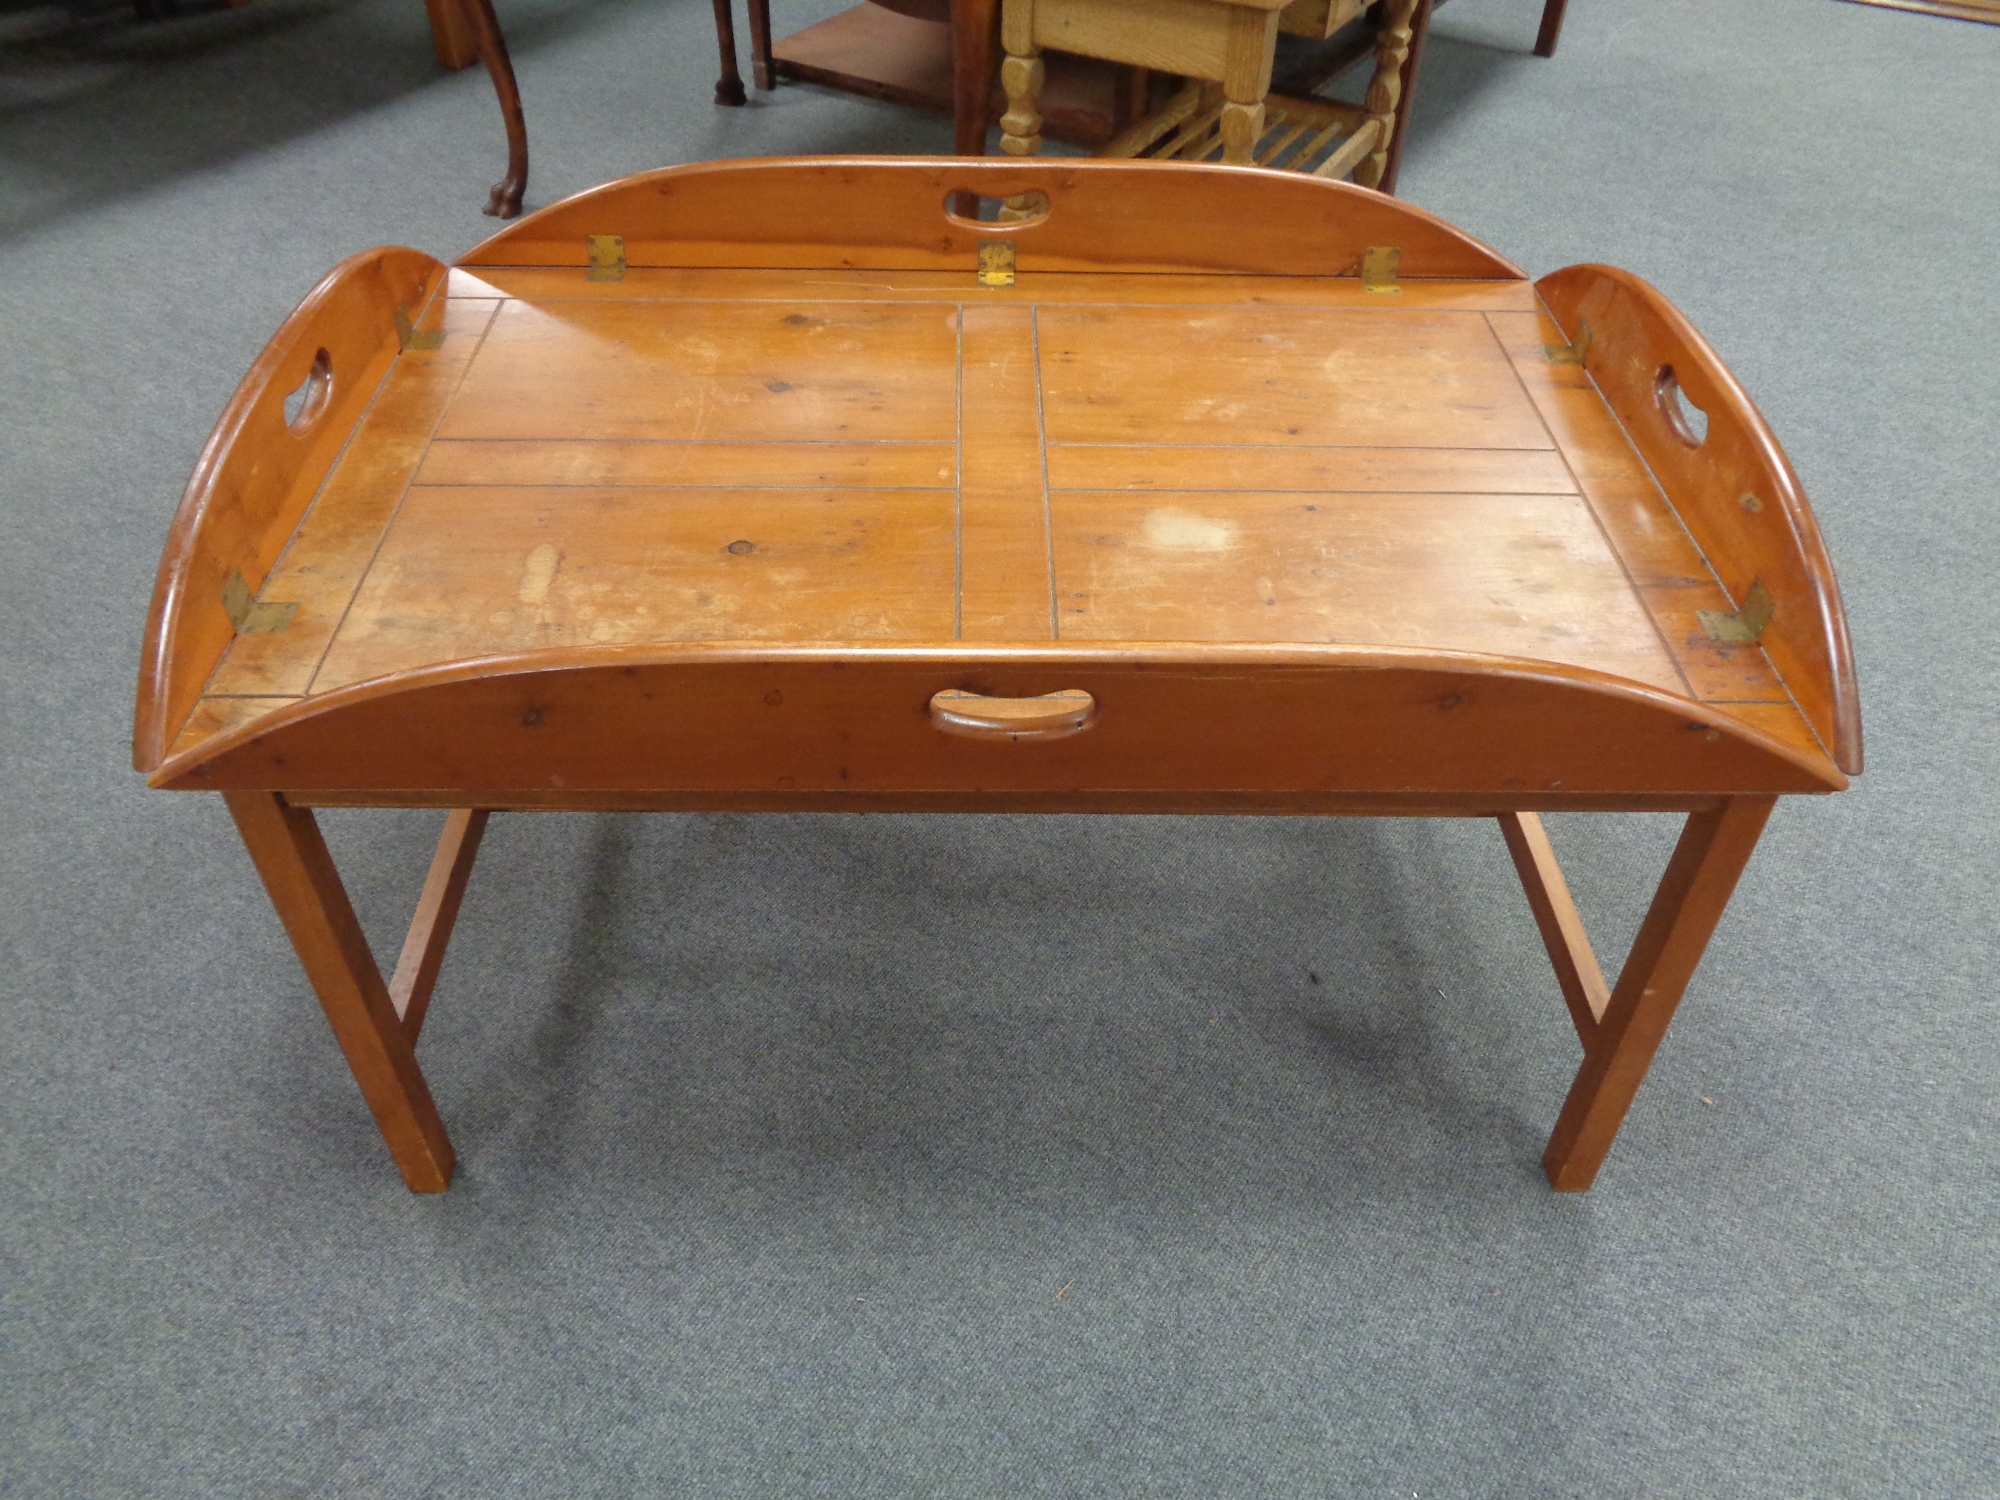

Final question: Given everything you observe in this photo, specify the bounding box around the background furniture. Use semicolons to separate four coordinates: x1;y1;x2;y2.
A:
135;157;1857;1196
427;0;529;216
711;0;1140;152
1346;0;1563;188
998;0;1420;187
710;0;1562;193
125;0;531;213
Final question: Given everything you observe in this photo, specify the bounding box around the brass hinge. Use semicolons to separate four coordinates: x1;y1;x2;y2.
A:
977;241;1016;288
391;302;444;351
1697;579;1774;644
222;570;299;635
1545;316;1594;366
1361;245;1401;294
587;234;626;282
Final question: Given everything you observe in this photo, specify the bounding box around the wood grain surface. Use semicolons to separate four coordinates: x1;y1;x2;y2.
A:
459;157;1525;279
156;645;1844;797
1537;265;1861;772
135;246;447;766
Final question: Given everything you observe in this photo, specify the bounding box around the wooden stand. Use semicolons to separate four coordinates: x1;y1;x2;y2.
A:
1504;801;1777;1190
224;792;460;1192
767;2;1137;148
999;0;1418;188
219;791;1779;1194
136;160;1860;1196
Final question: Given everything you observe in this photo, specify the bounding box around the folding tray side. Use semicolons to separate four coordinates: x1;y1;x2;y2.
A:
1538;264;1862;775
146;643;1849;801
454;155;1529;281
133;247;448;773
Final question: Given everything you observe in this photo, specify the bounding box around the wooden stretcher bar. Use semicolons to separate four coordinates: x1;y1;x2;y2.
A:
135;157;1860;1195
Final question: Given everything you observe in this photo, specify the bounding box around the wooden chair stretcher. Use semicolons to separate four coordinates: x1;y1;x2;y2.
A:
134;158;1860;1194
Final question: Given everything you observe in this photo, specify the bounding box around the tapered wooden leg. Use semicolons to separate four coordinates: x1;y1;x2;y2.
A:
746;0;775;92
225;792;456;1192
710;0;748;105
456;0;529;218
952;0;1000;155
422;0;480;70
1542;796;1777;1191
1534;0;1568;58
1119;64;1151;130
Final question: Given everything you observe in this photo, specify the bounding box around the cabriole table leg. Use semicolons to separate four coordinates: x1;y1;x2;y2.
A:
457;0;529;217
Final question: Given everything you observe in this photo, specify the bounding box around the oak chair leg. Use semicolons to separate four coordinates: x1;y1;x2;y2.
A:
1540;796;1777;1191
1217;7;1276;165
1354;0;1419;189
224;792;459;1192
1374;0;1432;195
997;0;1044;158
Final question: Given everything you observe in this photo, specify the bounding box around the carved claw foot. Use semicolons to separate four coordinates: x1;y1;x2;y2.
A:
484;172;525;219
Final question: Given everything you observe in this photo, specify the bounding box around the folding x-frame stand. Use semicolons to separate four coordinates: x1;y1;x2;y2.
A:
225;792;1775;1194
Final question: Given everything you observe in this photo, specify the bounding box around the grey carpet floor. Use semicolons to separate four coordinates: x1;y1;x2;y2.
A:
2;0;1996;1494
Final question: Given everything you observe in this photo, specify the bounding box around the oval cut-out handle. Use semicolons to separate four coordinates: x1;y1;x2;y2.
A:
1655;364;1709;448
930;688;1095;741
942;189;1052;230
283;348;333;433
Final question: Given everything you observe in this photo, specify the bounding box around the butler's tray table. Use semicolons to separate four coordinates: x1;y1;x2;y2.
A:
135;158;1862;1194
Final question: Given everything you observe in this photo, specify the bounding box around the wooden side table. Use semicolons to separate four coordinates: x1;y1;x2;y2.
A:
713;0;1142;155
999;0;1419;186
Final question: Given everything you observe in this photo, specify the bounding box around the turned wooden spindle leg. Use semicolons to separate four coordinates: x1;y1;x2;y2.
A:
1218;7;1278;166
1355;0;1419;191
998;0;1044;157
1374;0;1433;197
225;792;457;1192
1542;795;1777;1191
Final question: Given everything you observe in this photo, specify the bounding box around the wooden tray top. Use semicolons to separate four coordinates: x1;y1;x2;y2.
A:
136;159;1858;808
